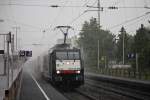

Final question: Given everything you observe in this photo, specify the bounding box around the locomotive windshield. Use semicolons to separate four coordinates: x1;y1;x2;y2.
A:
56;51;81;70
56;51;80;60
56;52;68;60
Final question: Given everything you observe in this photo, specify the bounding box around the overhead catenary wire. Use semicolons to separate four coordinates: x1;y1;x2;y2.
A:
0;3;148;9
69;0;97;25
69;11;87;25
124;15;148;28
123;16;148;34
82;0;91;7
3;18;43;30
108;12;150;30
42;1;71;35
2;1;149;33
43;0;92;32
0;3;88;7
43;0;96;32
13;0;70;4
62;0;93;38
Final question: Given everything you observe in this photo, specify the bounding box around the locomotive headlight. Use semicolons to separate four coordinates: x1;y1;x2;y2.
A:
76;70;80;74
66;62;70;65
56;70;60;74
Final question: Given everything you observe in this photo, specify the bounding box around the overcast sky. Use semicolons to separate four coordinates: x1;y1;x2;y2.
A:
0;0;150;57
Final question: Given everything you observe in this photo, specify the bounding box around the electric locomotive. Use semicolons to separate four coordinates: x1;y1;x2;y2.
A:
42;43;84;87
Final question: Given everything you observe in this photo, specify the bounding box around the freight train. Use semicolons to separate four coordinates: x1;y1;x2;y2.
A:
37;43;84;88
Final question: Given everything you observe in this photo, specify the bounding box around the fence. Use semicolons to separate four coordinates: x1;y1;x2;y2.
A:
86;67;150;81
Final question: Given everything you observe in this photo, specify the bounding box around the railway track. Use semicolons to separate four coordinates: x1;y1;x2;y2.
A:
54;86;94;100
82;74;150;100
37;75;93;100
62;89;94;100
85;79;150;100
55;80;132;100
39;73;150;100
78;82;129;100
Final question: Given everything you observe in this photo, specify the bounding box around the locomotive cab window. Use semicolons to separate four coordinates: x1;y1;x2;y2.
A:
56;52;67;60
56;51;80;60
68;51;80;60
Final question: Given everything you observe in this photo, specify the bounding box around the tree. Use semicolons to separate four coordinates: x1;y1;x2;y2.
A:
77;17;115;69
132;24;150;70
116;27;134;64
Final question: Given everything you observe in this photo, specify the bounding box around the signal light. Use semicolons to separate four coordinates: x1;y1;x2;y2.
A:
19;50;32;57
19;50;25;57
6;32;11;43
0;50;4;54
26;51;32;57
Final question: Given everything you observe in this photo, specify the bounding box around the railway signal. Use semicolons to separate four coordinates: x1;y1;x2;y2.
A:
128;53;135;59
19;50;25;57
26;51;32;57
0;50;4;54
19;50;32;57
6;32;11;43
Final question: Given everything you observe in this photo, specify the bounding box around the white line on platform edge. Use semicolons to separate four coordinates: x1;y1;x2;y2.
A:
31;74;50;100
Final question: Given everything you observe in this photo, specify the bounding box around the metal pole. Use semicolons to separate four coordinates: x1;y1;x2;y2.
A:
4;35;6;75
122;29;125;65
7;38;9;88
105;56;106;68
16;28;18;50
12;27;20;51
98;40;100;70
98;0;100;27
136;53;138;75
11;35;14;83
6;32;11;89
4;35;5;51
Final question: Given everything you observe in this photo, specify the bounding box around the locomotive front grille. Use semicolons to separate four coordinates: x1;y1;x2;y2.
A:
55;74;83;82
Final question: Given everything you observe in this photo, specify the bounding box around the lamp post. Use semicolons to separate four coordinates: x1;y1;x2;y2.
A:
97;40;100;70
12;26;20;51
120;27;126;65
